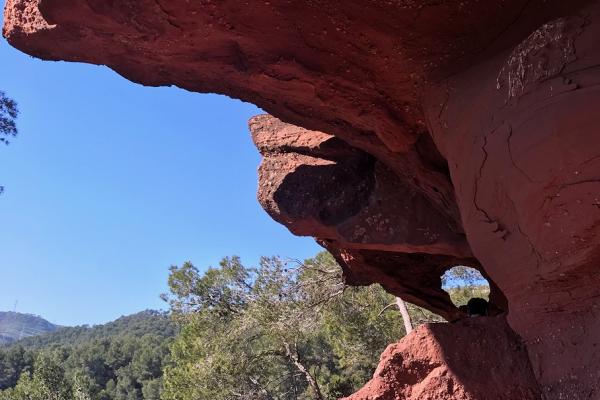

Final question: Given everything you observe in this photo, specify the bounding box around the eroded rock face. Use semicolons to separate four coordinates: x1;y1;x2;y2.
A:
344;317;542;400
423;8;600;397
251;114;485;321
4;0;600;398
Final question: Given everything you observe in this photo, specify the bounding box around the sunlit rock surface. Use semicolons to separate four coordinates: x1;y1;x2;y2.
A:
344;317;541;400
5;0;600;398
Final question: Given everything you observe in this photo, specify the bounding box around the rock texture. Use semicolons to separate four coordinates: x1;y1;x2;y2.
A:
251;114;484;321
4;0;600;398
344;317;541;400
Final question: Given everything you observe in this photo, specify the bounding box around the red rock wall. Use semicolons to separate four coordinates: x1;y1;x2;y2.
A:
424;6;600;397
345;317;541;400
250;114;482;321
4;0;600;398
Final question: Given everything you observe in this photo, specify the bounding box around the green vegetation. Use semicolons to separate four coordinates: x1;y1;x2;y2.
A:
0;253;489;400
0;90;18;194
0;91;18;145
0;311;177;400
0;312;59;346
161;252;444;400
442;265;490;307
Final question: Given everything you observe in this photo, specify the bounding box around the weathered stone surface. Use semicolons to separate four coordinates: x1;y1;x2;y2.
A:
251;115;471;257
423;6;600;397
251;114;484;321
344;317;541;400
5;0;600;398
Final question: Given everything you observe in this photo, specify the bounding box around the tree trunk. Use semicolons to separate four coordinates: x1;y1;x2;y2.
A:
284;342;324;400
395;297;413;335
248;377;274;400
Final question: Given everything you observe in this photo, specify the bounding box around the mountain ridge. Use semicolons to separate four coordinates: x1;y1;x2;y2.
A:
0;311;59;345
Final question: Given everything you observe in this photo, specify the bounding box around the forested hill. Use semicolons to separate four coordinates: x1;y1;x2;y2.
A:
0;310;178;400
8;309;177;349
0;312;58;345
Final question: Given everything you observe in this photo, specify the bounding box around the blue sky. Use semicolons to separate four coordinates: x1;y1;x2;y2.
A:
0;12;320;326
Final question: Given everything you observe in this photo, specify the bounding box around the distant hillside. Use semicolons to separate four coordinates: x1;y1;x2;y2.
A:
0;311;58;345
0;310;178;398
11;309;177;349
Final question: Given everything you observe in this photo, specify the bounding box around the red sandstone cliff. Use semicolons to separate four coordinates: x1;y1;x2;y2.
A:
4;1;600;398
344;317;541;400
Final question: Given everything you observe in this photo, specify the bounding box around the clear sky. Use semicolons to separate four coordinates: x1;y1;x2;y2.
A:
0;8;320;326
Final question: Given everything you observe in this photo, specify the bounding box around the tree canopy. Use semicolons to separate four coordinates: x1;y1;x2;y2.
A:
0;253;490;400
0;91;18;194
0;311;177;400
161;252;445;400
0;91;18;145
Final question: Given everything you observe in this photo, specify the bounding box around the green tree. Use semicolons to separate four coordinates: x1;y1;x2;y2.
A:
0;352;72;400
0;311;176;400
0;345;34;389
0;91;18;145
442;266;490;307
162;252;441;400
0;91;18;194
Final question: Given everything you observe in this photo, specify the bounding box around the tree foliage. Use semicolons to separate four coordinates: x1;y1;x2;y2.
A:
161;252;443;400
441;266;490;307
0;311;176;400
0;91;18;145
0;254;491;400
0;91;18;194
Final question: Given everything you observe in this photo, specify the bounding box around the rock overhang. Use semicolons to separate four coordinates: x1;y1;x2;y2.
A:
5;0;600;398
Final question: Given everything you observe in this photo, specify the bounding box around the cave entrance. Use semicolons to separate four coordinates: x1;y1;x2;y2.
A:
441;266;490;309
